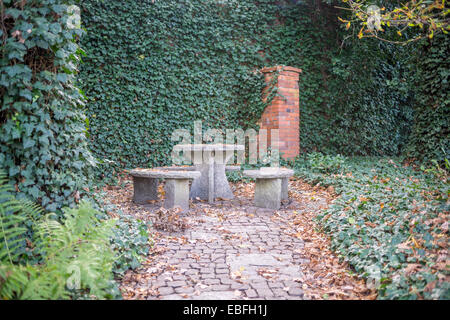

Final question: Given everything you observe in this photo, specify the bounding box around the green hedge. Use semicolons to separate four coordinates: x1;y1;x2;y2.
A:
0;0;94;212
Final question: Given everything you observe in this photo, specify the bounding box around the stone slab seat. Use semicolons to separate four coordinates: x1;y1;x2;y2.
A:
243;168;294;210
153;166;241;172
224;165;240;172
130;169;200;212
154;166;241;203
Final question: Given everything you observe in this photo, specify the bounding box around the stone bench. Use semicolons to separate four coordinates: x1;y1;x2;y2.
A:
153;165;241;172
225;165;241;172
243;168;294;210
154;165;241;203
130;169;200;212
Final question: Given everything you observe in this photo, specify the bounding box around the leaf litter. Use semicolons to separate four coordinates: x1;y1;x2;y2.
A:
100;172;373;300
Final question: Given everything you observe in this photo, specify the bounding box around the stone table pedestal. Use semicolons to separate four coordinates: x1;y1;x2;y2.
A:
173;144;244;203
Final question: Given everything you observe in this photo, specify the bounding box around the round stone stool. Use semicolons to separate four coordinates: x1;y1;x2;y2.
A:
243;168;294;210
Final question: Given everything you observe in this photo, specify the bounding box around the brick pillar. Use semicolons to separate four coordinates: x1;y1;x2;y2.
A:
260;65;301;159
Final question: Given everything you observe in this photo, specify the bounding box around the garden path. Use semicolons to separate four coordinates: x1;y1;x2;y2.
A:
104;177;372;300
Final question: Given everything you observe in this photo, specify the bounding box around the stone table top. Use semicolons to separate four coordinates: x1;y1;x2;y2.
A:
130;168;201;179
174;144;245;152
152;166;196;171
243;168;294;179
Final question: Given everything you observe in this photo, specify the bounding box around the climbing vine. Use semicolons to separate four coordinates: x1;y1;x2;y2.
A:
79;0;414;179
0;0;94;212
405;33;450;163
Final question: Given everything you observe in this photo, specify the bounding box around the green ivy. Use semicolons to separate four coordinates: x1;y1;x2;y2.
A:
79;0;414;179
0;0;95;212
79;0;273;180
406;33;450;164
294;156;449;300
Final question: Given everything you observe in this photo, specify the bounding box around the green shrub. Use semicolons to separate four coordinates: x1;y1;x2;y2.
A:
307;152;346;174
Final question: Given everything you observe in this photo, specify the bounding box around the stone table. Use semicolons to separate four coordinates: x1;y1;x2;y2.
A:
173;144;245;203
243;168;294;210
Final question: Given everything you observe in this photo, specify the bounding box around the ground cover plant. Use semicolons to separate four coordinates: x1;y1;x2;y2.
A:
294;155;449;299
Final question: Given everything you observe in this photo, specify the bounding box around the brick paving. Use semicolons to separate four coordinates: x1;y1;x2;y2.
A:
119;181;332;300
151;209;305;300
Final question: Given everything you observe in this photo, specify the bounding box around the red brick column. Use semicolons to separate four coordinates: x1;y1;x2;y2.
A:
260;65;301;159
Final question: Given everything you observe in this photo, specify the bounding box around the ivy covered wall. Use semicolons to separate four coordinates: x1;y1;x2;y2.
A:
79;0;414;178
262;4;414;156
406;33;450;163
0;1;94;212
0;0;444;211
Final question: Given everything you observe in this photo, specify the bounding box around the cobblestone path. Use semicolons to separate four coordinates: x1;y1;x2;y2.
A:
119;180;334;300
150;208;307;300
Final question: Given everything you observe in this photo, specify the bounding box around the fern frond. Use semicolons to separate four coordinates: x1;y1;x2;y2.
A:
1;169;120;300
20;200;44;223
0;173;28;265
0;264;33;299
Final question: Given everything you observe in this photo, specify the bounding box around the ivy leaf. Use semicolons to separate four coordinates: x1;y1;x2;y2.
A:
23;138;36;149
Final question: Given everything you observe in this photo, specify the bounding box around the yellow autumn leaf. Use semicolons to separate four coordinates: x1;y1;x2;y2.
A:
358;27;364;39
412;237;421;248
